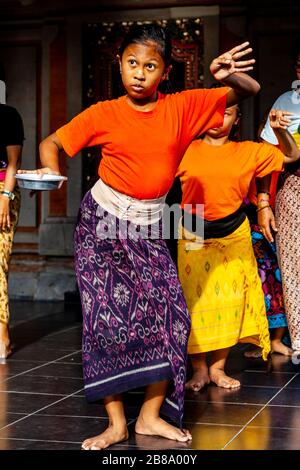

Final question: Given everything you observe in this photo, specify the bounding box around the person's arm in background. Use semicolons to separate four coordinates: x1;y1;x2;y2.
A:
0;145;22;230
255;174;277;243
210;42;261;106
270;109;300;163
256;109;300;242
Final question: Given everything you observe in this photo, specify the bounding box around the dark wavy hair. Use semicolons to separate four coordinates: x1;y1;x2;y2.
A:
119;23;172;67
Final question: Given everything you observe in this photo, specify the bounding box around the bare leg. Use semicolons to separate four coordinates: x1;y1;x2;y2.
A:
270;327;293;356
209;348;240;389
0;322;11;359
245;327;293;358
135;380;192;442
185;353;210;391
81;394;128;450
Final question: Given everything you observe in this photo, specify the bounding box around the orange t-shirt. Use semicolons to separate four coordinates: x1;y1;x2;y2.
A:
56;88;228;199
177;140;284;221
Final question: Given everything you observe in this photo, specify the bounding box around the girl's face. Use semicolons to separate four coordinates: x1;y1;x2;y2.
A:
119;41;170;101
206;105;239;139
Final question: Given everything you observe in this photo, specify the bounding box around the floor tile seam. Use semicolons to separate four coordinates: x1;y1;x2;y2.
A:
33;413;110;420
240;424;300;430
43;325;82;339
184;400;272;406
0;387;85;432
0;437;82;444
244;370;296;375
0;390;68;396
7;374;83;380
54;361;82;365
4;350;82;381
183;421;245;427
221;372;299;449
268;404;300;408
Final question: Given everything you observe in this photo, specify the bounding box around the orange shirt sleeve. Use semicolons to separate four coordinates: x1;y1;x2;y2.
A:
179;87;229;140
56;103;103;157
254;142;284;178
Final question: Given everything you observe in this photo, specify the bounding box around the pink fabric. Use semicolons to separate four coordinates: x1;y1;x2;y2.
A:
0;171;6;181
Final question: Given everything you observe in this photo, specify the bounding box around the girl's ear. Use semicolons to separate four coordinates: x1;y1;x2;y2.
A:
117;54;122;73
161;64;172;81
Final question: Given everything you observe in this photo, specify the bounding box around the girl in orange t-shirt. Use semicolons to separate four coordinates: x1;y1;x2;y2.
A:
177;106;299;392
18;24;261;450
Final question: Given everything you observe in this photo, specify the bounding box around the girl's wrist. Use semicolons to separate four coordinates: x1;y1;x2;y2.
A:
0;194;11;203
256;205;270;213
257;198;270;206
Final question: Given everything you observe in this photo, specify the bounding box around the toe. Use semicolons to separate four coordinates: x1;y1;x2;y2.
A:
230;381;240;388
81;439;92;450
185;381;195;390
182;429;192;440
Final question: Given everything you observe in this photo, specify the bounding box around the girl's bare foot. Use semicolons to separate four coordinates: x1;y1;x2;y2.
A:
271;339;293;356
81;423;129;450
185;367;210;392
135;415;192;442
209;368;240;389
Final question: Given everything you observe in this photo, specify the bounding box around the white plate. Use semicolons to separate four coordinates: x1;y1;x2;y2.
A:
15;173;67;191
15;173;65;181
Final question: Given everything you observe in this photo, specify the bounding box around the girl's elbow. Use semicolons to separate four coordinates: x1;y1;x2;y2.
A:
251;81;261;96
255;82;261;94
284;153;300;164
291;150;300;162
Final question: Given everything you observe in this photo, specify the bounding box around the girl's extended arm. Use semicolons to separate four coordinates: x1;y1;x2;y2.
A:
0;144;22;230
210;42;261;106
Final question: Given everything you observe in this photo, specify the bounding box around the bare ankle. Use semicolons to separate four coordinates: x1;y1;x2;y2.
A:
209;365;224;373
109;419;127;429
137;411;157;425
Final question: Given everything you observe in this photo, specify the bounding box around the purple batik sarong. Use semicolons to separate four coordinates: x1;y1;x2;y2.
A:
74;191;191;426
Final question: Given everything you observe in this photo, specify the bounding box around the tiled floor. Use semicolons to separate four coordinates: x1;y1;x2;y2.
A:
0;300;299;450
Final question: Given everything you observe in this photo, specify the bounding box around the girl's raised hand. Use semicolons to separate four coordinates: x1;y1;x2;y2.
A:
269;109;292;129
210;42;255;81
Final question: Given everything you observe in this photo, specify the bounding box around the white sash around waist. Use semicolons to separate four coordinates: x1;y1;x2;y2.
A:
91;178;166;225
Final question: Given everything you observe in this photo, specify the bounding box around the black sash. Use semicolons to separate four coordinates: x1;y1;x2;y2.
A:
182;204;246;239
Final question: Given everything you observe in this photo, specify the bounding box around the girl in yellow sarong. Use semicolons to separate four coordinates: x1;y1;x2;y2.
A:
177;106;300;391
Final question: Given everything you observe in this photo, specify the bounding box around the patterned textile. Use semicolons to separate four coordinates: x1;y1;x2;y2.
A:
0;183;21;324
74;191;191;426
178;217;271;360
276;174;300;350
245;204;287;329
